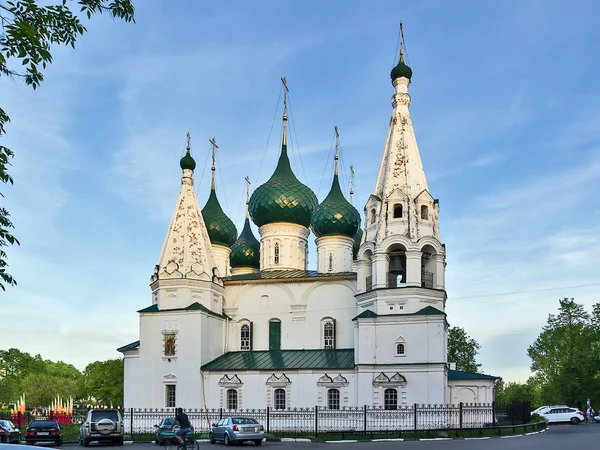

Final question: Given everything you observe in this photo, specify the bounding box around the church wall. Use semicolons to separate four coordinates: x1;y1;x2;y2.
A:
223;280;356;351
447;380;495;404
122;351;140;408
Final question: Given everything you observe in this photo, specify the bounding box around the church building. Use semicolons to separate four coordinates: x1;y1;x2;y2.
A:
118;38;497;410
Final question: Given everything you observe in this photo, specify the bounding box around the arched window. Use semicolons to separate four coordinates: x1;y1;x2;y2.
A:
274;388;286;410
396;343;405;355
370;208;376;224
240;324;250;350
328;253;333;272
384;388;398;410
323;320;335;349
274;242;280;265
421;205;429;220
226;389;238;410
393;204;403;218
327;389;340;410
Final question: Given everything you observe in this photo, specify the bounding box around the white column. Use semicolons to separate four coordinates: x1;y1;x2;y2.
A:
372;253;389;289
405;250;421;286
434;254;445;289
211;245;231;278
315;236;354;273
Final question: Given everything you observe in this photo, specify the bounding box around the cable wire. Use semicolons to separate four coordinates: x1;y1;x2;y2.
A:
255;86;283;187
286;92;308;183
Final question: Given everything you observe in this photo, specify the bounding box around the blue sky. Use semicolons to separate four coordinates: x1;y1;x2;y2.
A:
2;0;600;383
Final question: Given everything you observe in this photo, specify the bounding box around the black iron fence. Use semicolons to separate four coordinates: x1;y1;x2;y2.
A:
0;402;532;438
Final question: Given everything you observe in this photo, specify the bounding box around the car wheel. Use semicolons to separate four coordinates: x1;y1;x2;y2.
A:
254;439;263;446
224;433;231;446
571;417;581;424
57;439;63;446
118;437;124;446
83;437;91;447
209;433;215;445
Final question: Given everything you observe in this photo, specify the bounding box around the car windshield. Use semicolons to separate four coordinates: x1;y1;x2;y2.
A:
91;411;119;421
0;420;13;429
29;421;58;428
162;418;175;426
231;418;258;425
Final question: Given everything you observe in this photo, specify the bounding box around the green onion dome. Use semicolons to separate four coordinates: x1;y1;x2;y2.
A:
180;151;196;171
390;59;412;82
311;173;361;238
201;188;237;247
352;227;363;260
230;217;260;269
249;145;318;228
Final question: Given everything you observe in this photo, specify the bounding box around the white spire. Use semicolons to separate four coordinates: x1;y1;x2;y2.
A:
153;134;218;282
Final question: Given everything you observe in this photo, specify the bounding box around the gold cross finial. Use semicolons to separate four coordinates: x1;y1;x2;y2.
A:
334;125;340;176
186;132;191;153
349;164;355;205
209;138;219;190
244;175;251;218
281;77;289;146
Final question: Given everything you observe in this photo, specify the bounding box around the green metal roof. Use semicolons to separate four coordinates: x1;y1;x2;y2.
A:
353;306;445;320
117;340;140;353
201;188;237;248
224;270;356;283
137;302;226;319
448;369;500;381
230;217;260;269
201;349;355;371
311;173;361;238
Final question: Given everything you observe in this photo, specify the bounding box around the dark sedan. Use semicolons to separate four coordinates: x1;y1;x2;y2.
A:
0;419;21;444
25;420;62;446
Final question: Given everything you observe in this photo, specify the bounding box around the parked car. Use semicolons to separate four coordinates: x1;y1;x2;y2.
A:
539;407;584;424
79;408;124;446
0;419;21;444
532;405;568;415
154;417;192;445
209;417;264;446
25;420;62;446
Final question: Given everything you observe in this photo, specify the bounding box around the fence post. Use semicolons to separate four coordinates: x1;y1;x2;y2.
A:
266;407;270;433
492;401;496;426
314;406;318;437
413;403;417;431
459;402;463;429
219;408;223;420
363;405;367;433
130;408;134;438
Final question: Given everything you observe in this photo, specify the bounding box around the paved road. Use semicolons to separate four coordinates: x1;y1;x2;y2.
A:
75;424;600;449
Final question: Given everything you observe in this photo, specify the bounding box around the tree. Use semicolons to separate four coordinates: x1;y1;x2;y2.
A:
528;298;598;406
0;0;135;290
447;326;481;373
83;359;124;407
495;380;542;406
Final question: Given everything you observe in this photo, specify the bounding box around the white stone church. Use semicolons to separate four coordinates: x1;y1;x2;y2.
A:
118;43;498;411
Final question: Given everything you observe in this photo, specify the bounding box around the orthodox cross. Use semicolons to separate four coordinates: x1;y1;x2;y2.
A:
334;125;340;175
399;20;407;63
244;176;251;217
209;137;218;189
185;132;191;152
281;77;289;145
349;164;355;205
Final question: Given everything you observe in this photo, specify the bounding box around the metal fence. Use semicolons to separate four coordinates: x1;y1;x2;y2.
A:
122;403;498;436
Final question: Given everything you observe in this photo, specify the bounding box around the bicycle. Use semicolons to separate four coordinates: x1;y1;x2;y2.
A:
163;432;199;450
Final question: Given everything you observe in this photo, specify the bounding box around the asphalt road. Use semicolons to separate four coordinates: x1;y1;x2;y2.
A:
64;424;600;449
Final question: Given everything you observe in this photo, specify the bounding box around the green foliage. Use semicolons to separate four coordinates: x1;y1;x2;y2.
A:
447;326;481;373
530;413;545;423
83;359;124;407
0;0;135;291
527;298;600;407
495;380;542;406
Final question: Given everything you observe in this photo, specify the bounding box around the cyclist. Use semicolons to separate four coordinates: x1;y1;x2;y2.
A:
170;407;193;445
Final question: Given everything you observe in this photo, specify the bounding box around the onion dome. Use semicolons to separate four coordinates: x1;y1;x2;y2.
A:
180;150;196;171
311;172;361;238
201;188;237;247
249;93;318;228
391;44;412;82
352;227;363;260
230;217;260;269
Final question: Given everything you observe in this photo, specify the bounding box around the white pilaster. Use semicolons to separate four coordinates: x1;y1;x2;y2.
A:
315;236;354;273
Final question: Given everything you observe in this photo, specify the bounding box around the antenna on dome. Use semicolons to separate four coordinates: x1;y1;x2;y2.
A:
209;137;218;190
349;164;355;205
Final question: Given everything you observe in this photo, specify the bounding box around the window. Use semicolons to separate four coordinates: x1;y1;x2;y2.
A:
226;389;238;410
269;320;281;350
370;209;376;224
396;343;405;355
384;388;398;410
274;389;286;410
274;242;280;265
328;253;333;272
165;384;176;407
393;204;403;218
164;334;176;356
327;389;340;410
240;324;251;350
323;321;335;349
421;205;429;220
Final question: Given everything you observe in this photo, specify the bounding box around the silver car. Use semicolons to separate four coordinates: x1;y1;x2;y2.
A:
209;416;264;446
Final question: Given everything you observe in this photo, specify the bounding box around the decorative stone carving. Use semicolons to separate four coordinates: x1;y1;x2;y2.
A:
373;372;407;387
219;374;243;387
266;373;291;386
392;92;411;108
317;374;349;387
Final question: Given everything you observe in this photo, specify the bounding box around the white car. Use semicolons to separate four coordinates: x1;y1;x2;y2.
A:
539;406;584;424
532;405;568;415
